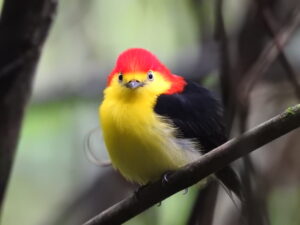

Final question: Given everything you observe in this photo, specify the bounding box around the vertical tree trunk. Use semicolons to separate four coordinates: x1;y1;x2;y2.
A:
0;0;57;213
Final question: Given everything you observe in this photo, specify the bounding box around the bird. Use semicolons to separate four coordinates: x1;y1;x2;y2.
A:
99;48;242;199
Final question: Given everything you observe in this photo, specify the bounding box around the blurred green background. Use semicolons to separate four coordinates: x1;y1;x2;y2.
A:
2;0;300;225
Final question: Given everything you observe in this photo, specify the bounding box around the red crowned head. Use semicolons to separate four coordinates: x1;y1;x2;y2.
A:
107;48;186;94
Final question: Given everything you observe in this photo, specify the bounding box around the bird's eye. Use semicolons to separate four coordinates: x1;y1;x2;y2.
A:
118;73;123;82
147;71;154;81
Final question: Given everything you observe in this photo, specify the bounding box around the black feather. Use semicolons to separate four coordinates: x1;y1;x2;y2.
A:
154;80;243;199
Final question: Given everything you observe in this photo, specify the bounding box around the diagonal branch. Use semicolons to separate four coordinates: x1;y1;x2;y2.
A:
83;104;300;225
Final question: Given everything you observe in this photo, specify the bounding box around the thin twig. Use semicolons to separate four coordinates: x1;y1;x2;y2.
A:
83;104;300;225
214;0;235;130
238;7;300;104
187;181;218;225
185;1;230;224
261;7;300;100
217;1;263;225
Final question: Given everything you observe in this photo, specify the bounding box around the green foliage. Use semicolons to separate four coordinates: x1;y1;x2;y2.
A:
2;100;99;225
269;188;300;225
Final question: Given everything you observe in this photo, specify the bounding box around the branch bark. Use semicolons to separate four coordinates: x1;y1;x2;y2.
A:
83;104;300;225
0;0;57;213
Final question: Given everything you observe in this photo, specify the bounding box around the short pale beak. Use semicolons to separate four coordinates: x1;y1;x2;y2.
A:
125;80;144;89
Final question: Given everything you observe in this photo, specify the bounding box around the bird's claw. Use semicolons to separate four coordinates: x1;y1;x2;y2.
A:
182;188;188;195
134;184;148;200
162;171;171;187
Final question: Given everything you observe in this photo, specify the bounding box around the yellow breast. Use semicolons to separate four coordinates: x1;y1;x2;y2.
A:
99;72;200;184
99;86;200;184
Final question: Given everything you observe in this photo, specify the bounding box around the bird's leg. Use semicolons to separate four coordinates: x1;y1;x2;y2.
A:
134;183;149;200
161;171;188;194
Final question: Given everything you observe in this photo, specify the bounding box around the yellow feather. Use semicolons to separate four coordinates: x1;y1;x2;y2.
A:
99;72;200;184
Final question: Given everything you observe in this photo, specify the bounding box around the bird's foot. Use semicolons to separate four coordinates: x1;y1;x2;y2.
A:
161;171;172;187
182;188;189;195
134;183;149;200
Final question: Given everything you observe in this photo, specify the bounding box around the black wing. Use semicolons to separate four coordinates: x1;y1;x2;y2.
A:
154;80;227;152
154;80;243;199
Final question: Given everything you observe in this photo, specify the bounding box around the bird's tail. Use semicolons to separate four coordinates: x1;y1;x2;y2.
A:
216;165;269;225
215;166;244;201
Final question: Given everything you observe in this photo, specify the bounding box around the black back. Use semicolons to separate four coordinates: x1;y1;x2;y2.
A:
154;81;227;152
155;81;243;199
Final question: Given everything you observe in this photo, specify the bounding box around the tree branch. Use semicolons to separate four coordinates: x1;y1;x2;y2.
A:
83;104;300;225
0;0;57;213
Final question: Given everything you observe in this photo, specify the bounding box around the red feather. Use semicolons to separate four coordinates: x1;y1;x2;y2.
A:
107;48;186;94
